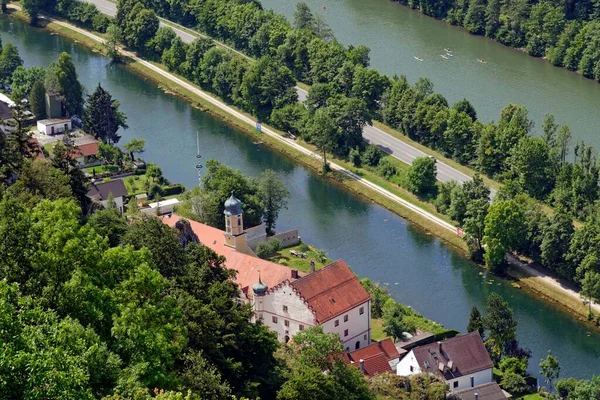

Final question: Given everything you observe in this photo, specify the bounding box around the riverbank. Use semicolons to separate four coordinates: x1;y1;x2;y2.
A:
9;7;600;331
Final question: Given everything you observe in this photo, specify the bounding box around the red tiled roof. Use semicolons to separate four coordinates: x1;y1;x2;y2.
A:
347;338;400;363
162;215;300;292
454;382;508;400
412;332;493;380
360;353;393;377
289;260;370;323
72;142;98;157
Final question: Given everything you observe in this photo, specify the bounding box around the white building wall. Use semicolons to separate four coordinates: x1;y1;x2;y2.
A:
446;368;493;391
319;300;371;351
397;351;493;392
258;282;315;342
397;350;421;376
37;120;71;135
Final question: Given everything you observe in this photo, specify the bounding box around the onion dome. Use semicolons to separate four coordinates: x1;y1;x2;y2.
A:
224;191;242;216
253;272;268;296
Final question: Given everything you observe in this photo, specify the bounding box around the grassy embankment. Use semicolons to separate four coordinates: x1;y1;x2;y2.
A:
15;9;466;251
13;9;598;327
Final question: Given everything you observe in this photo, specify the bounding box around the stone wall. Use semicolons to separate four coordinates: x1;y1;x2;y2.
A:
247;229;300;250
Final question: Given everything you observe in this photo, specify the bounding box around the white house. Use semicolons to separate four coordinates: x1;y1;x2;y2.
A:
37;118;71;135
87;180;128;214
397;332;493;392
161;194;372;349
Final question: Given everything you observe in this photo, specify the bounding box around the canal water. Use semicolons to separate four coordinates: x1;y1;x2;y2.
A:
2;16;598;380
261;0;600;152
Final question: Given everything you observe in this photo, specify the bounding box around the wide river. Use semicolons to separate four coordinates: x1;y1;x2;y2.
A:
263;0;600;151
2;16;599;380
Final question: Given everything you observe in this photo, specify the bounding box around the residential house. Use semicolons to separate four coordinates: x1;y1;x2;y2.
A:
343;338;403;377
396;332;493;391
451;382;510;400
162;193;371;349
72;142;99;165
87;180;128;214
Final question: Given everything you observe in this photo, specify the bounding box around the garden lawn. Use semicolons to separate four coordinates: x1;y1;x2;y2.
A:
267;243;332;273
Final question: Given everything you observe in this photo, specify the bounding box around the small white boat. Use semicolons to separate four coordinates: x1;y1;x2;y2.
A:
444;48;452;53
440;54;449;60
477;58;487;64
414;56;423;62
446;52;454;57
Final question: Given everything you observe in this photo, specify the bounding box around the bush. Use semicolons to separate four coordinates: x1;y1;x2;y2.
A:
349;147;362;167
92;13;110;32
361;145;381;167
297;243;310;253
499;357;528;375
378;158;397;180
500;371;528;396
256;238;282;259
161;183;185;196
406;156;437;195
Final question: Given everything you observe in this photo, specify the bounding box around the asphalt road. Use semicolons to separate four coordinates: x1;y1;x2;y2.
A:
86;0;480;190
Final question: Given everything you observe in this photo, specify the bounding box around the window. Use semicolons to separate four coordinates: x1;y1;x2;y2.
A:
284;320;289;327
359;307;364;315
272;316;278;323
283;305;288;312
364;334;367;340
299;325;304;331
470;376;474;388
335;319;339;327
453;381;459;389
410;366;414;372
258;314;263;320
344;329;348;337
344;315;348;322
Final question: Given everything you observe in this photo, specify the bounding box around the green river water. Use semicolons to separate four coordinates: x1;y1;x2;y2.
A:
2;13;599;380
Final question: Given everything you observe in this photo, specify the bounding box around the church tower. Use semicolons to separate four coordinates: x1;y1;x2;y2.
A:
223;192;249;252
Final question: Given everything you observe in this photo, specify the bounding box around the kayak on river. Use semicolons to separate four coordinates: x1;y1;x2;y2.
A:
478;59;487;64
440;54;449;60
444;48;452;53
414;56;423;61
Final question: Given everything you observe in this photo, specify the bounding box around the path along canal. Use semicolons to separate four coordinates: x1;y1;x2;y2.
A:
263;0;600;151
2;16;599;380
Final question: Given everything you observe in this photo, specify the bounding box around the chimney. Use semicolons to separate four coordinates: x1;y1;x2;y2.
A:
359;359;365;374
474;393;478;400
437;341;442;353
291;269;299;279
310;259;316;273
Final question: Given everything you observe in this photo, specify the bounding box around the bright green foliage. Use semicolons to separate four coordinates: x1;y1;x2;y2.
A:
483;200;525;272
406;156;437;195
368;373;448;400
256;238;282;259
539;350;560;390
51;52;84;116
11;65;45;98
499;356;528;375
382;298;415;341
0;42;22;82
501;371;528;396
124;138;145;161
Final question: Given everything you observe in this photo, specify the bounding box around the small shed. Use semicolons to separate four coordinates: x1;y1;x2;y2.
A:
37;118;71;135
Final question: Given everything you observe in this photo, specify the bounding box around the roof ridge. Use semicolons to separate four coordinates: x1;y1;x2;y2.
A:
294;274;356;302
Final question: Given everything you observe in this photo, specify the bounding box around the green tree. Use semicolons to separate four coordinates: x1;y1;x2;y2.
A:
84;84;128;144
463;198;489;260
484;293;517;357
22;0;43;24
406;156;437;195
124;138;145;161
507;136;553;199
293;2;314;31
540;350;560;391
467;306;485;337
53;52;85;116
0;42;22;82
483;200;525;272
258;169;289;235
87;207;127;247
11;66;45;98
501;371;528;396
145;163;162;183
104;23;122;61
305;108;338;170
124;5;159;51
29;79;46;119
382;298;414;341
541;210;575;279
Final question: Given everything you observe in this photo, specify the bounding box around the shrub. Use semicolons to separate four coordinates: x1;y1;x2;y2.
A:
349;147;362;167
256;238;282;259
500;371;528;396
361;145;381;167
298;243;310;253
406;156;437;195
378;158;397;180
161;183;185;196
